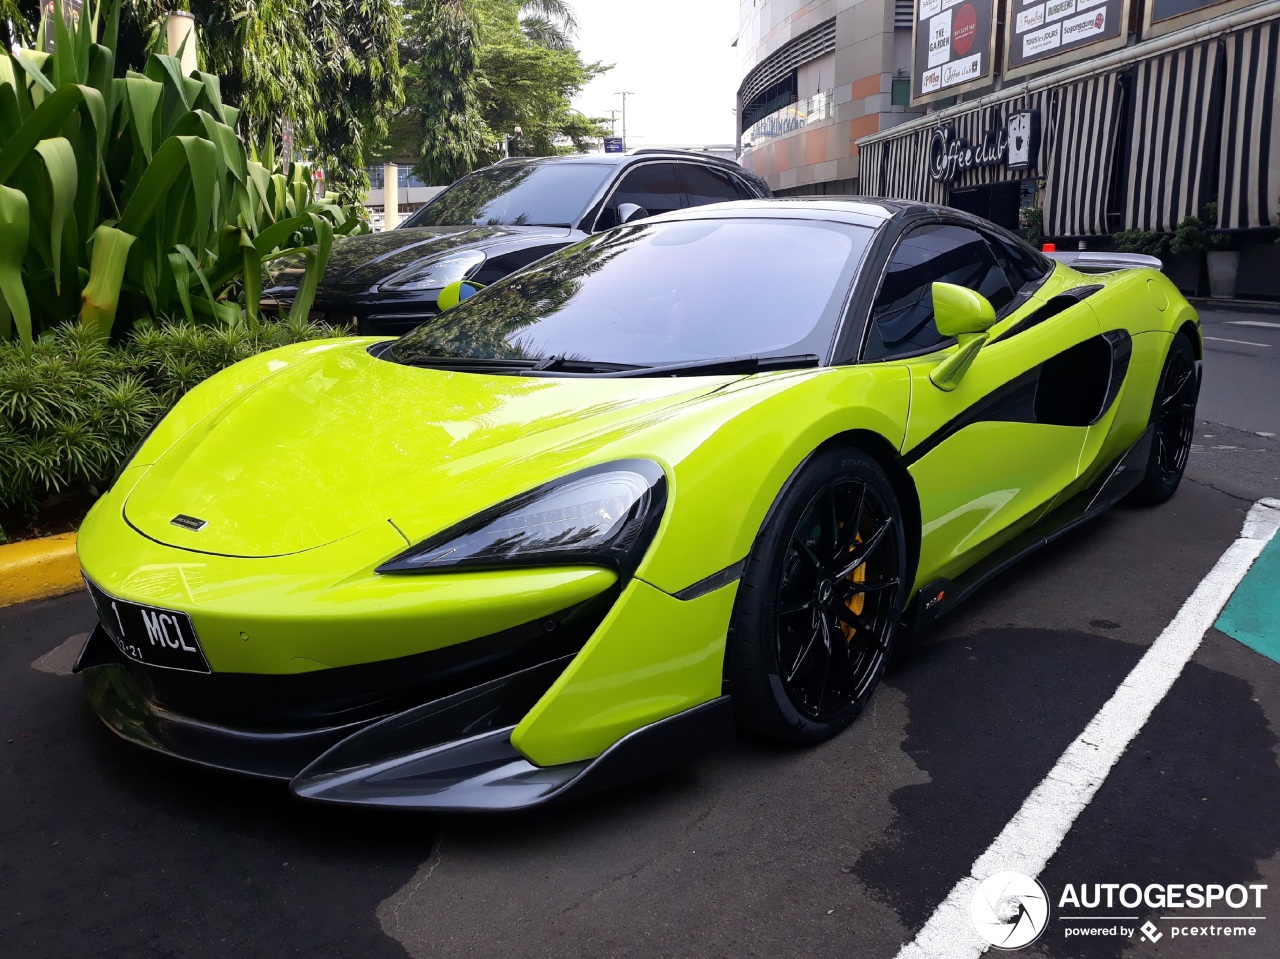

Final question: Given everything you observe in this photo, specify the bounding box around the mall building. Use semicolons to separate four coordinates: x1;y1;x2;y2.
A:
736;0;1280;297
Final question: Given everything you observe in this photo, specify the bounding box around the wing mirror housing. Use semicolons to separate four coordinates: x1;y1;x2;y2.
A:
929;282;996;391
437;279;486;312
617;202;649;225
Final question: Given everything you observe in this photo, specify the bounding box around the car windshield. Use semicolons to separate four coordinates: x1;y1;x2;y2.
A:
401;163;613;229
388;217;874;370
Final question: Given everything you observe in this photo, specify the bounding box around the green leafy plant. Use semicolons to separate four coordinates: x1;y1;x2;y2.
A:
1020;206;1043;249
0;1;366;347
1169;215;1211;256
1112;229;1168;257
1201;202;1239;251
0;317;341;514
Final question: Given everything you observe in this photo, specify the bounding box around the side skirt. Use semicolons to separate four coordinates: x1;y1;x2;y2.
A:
910;425;1153;635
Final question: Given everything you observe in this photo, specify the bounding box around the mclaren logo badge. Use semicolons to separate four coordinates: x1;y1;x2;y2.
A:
170;514;208;531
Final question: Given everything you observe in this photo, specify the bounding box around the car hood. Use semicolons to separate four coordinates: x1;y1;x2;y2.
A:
313;225;573;292
123;342;736;558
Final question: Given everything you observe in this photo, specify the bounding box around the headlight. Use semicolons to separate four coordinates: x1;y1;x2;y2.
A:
377;460;667;576
381;250;486;291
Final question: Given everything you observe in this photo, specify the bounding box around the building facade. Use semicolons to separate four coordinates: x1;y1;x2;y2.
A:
737;0;1280;296
736;0;924;195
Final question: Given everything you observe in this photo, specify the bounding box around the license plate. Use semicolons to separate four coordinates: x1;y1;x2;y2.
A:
84;579;211;674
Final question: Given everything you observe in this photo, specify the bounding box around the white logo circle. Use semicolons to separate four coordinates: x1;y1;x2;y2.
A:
970;872;1050;950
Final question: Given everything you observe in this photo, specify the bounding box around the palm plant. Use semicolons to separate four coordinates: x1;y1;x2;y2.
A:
0;1;363;348
518;0;577;50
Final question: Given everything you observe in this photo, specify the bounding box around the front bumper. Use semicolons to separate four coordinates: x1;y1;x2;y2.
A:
77;626;733;811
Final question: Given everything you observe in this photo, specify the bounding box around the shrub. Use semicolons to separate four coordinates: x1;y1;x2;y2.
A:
0;1;366;347
1112;229;1167;257
0;318;341;513
1169;215;1211;256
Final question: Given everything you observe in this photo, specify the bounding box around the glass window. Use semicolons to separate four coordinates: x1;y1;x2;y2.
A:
389;219;874;369
402;163;613;228
863;224;1015;361
983;229;1052;293
680;164;745;208
595;163;686;231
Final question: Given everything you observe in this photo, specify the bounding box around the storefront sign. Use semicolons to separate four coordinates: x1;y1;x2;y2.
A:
1003;0;1128;79
912;0;996;104
1143;0;1257;38
928;125;1007;181
928;110;1042;181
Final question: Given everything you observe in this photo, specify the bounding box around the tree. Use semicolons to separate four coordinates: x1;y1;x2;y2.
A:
393;0;488;184
390;0;609;184
33;1;407;205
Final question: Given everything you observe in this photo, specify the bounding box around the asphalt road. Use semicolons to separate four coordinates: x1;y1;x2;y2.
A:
3;308;1280;959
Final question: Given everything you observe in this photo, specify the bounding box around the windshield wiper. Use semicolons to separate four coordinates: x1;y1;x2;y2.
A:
523;355;641;374
598;354;823;378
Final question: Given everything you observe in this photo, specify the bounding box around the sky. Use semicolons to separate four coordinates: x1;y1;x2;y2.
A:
568;0;742;149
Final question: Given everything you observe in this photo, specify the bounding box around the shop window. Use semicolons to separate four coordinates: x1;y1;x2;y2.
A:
863;224;1014;361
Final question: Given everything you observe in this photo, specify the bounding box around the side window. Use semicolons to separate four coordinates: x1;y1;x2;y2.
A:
984;230;1053;293
680;164;745;208
595;163;686;231
863;224;1015;361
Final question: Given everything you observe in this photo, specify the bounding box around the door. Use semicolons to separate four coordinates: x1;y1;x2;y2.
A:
865;222;1101;586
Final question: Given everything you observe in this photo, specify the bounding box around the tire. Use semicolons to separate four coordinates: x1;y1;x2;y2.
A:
728;447;908;744
1127;333;1199;506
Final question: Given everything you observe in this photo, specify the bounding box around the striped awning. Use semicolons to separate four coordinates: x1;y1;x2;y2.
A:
1124;43;1223;232
1218;19;1280;229
1041;74;1124;237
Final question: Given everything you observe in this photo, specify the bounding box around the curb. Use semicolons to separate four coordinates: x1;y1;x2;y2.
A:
0;533;81;609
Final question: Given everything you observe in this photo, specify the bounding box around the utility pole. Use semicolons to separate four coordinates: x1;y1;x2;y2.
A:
615;92;635;150
607;110;619;136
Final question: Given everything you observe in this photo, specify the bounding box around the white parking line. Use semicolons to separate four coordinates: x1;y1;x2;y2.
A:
1226;320;1280;330
1204;336;1270;348
895;498;1280;959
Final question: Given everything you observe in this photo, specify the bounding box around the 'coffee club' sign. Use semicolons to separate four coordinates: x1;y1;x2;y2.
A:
927;110;1041;183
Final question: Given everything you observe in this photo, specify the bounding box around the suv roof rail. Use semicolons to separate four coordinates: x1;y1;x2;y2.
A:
629;148;741;165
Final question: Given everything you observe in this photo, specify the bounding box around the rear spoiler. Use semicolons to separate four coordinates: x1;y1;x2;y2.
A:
1044;251;1163;273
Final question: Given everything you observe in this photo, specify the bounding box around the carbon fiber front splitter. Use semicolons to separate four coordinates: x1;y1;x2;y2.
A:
79;628;734;811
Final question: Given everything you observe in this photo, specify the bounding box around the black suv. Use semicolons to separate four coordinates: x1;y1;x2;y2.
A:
268;151;770;336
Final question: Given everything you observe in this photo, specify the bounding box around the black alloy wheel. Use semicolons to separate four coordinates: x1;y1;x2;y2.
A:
1129;333;1199;505
729;447;907;743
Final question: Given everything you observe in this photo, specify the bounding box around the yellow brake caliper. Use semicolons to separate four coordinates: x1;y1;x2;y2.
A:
839;525;866;642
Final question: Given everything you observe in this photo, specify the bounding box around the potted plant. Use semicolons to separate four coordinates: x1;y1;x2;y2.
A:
1203;203;1240;299
1168;214;1211;296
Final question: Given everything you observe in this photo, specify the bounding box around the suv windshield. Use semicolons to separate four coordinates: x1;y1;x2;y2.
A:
402;163;613;229
388;217;873;370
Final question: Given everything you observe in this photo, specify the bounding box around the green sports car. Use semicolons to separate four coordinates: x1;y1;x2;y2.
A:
74;198;1201;811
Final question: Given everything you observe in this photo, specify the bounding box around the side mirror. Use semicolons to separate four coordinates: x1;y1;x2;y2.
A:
617;202;649;225
437;279;486;312
929;282;996;391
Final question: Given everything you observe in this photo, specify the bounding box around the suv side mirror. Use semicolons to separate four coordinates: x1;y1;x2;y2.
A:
929;282;996;391
617;202;649;225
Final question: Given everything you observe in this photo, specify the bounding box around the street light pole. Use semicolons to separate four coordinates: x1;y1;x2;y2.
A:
615;91;635;150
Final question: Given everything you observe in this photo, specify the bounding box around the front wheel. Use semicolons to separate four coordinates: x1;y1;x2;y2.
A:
1127;333;1199;506
728;447;907;744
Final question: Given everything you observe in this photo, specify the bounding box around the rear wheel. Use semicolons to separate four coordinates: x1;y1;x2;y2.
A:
1127;334;1198;505
729;448;907;743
